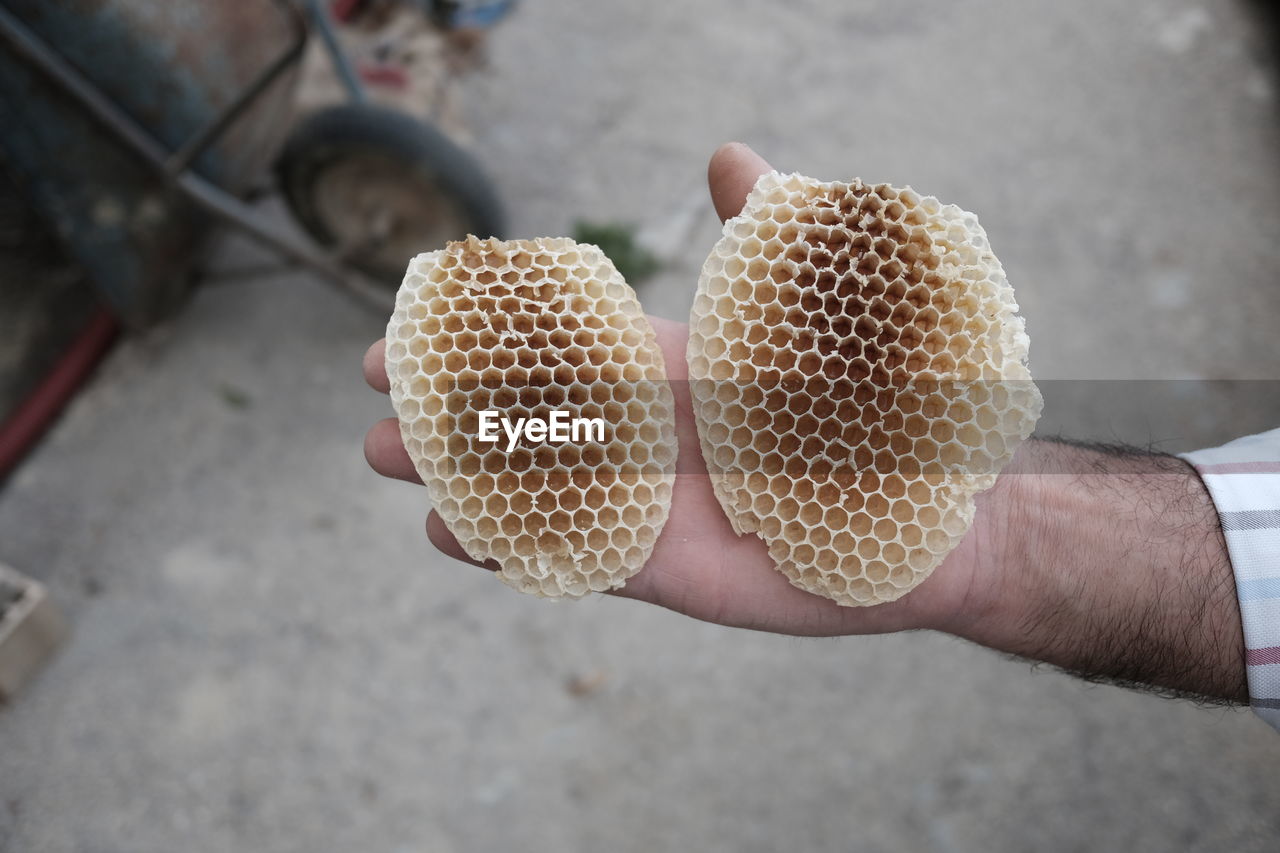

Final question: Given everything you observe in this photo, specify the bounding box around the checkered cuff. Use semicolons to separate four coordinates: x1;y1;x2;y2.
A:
1181;429;1280;731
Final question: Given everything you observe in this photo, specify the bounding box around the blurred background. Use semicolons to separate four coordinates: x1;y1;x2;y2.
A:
2;0;1280;850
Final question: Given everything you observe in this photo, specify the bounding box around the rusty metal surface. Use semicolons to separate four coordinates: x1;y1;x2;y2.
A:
0;0;302;327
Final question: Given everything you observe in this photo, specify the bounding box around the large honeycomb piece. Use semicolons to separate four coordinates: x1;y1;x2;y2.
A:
688;172;1041;606
386;236;678;598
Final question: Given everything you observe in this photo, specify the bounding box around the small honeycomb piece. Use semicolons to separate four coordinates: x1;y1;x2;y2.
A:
386;236;678;598
688;172;1041;606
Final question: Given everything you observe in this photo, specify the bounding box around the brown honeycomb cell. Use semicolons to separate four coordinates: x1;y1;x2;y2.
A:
386;236;678;598
687;172;1041;606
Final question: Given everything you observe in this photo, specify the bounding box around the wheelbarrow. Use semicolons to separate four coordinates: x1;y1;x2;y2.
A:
0;0;507;328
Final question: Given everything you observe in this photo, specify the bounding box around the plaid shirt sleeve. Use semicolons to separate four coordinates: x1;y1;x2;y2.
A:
1180;429;1280;731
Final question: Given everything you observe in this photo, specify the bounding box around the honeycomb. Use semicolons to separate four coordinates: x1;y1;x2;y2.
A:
688;172;1041;607
386;236;678;598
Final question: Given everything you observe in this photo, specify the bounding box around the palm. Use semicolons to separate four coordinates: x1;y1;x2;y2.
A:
613;316;975;635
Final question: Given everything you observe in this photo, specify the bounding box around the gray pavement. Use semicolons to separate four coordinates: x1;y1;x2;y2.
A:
3;1;1280;850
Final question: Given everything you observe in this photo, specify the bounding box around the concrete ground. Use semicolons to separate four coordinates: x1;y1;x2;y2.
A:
3;0;1280;850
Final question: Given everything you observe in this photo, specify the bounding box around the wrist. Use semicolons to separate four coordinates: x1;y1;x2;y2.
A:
935;438;1247;702
931;442;1043;644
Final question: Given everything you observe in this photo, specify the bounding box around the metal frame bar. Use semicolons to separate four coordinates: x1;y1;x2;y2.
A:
165;0;311;177
304;0;367;103
0;2;388;310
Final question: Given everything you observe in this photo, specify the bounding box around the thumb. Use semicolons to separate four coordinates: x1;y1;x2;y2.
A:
707;142;774;223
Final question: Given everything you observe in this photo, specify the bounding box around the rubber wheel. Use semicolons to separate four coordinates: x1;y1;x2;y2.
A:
276;103;505;288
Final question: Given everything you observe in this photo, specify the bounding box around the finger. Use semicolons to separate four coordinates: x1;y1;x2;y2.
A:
707;142;774;223
363;417;423;483
364;339;390;393
646;315;702;466
426;510;497;570
647;315;689;381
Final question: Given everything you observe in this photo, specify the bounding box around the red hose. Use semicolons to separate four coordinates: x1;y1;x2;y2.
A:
0;307;119;481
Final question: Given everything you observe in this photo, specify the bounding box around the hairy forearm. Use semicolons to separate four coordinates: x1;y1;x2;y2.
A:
951;439;1247;703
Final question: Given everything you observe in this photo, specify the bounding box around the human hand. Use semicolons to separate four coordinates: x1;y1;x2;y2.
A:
362;142;994;637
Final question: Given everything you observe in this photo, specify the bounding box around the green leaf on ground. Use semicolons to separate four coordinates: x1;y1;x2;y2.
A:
572;221;660;286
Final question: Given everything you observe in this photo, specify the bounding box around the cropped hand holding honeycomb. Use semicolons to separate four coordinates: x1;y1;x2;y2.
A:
385;236;678;598
688;172;1042;607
